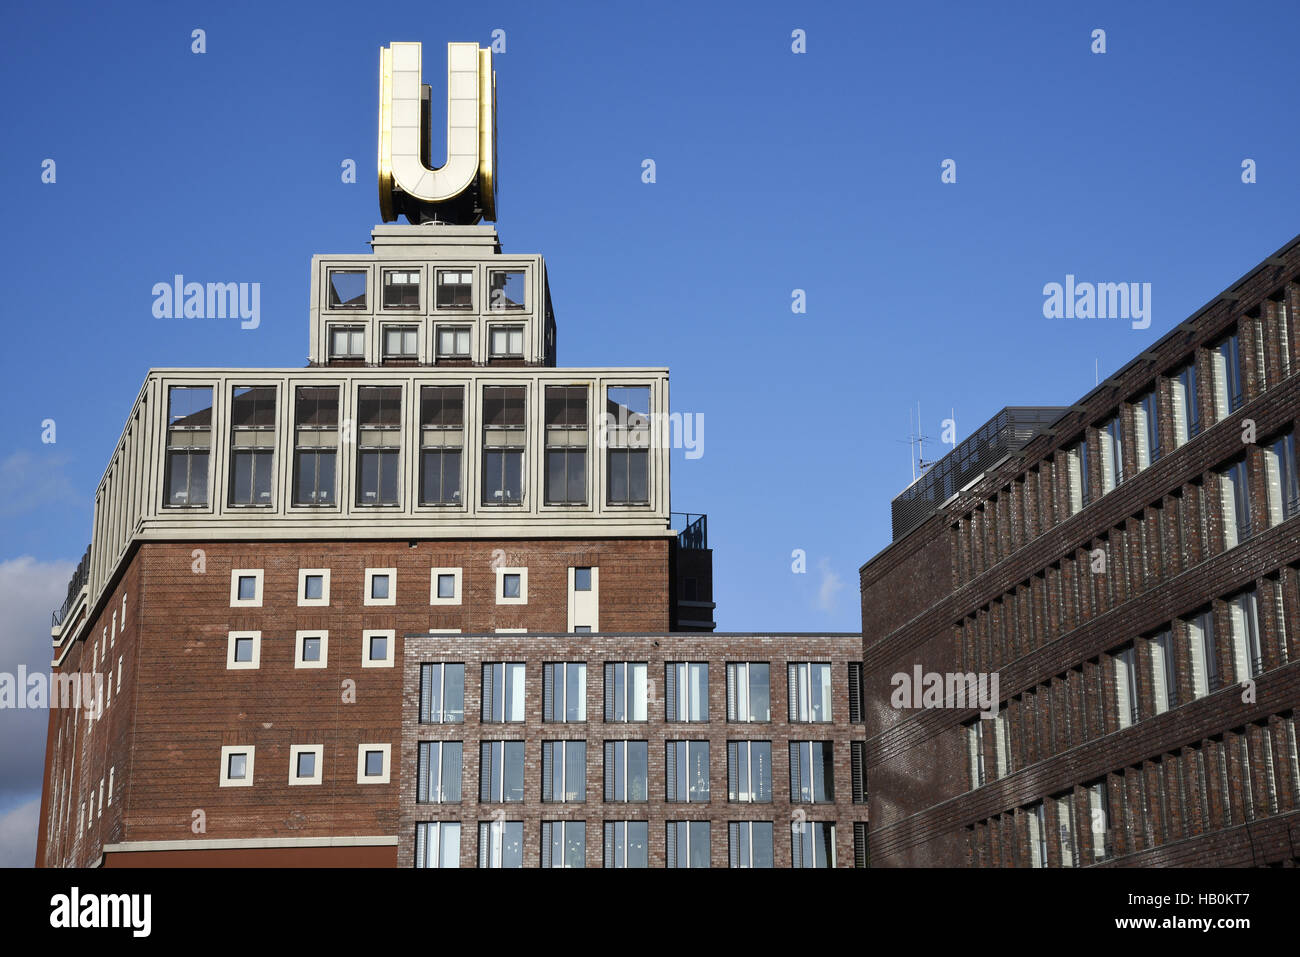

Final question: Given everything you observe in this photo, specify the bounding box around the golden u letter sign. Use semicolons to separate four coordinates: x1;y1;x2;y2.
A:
378;42;497;225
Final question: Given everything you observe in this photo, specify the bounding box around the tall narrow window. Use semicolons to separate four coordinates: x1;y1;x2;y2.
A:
1228;589;1263;680
482;386;525;505
604;662;648;722
293;386;338;506
1114;646;1138;729
355;386;401;506
788;662;832;722
967;720;986;789
727;740;772;803
1171;360;1200;446
728;822;774;868
1098;414;1123;494
603;740;649;802
419;663;465;723
1149;630;1177;714
665;662;708;722
1187;610;1219;698
481;663;526;722
791;821;836;868
416;742;463;803
1088;780;1110;860
1027;802;1047;868
666;821;710;868
1211;331;1244;419
725;662;771;723
382;268;420;309
665;741;710;802
164;386;212;507
545;385;588;505
1219;459;1251;548
1133;389;1160;470
414;822;461;868
1263;431;1298;525
479;742;525;803
541;741;586;803
605;386;650;505
1275;295;1292;378
542;662;587;723
789;741;834;803
419;386;463;506
478;819;523;867
228;386;276;507
1065;440;1089;513
603;821;649;868
540;821;585;868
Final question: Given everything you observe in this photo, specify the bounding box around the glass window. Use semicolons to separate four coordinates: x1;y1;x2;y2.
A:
415;821;460;868
604;821;648;868
1098;414;1123;494
1211;331;1244;419
1187;609;1219;698
541;821;585;868
1171;360;1200;447
727;740;773;803
667;662;708;722
478;820;523;868
605;386;650;504
296;751;315;778
574;567;592;591
416;741;463;803
329;325;365;358
482;663;526;722
545;386;588;504
729;821;774;868
604;740;649;802
1133;389;1160;470
437;573;456;598
666;741;709;803
363;750;384;777
788;662;832;722
1114;646;1138;729
1228;589;1263;680
164;386;212;507
503;573;521;598
419;663;465;723
300;636;321;662
382;325;418;358
233;637;254;663
228;386;276;507
543;662;587;723
1263;431;1298;525
791;821;836;868
488;268;526;310
605;662;648;722
236;575;257;601
420;386;463;506
789;741;834;803
356;386;402;506
479;742;526;803
482;386;525;505
227;753;247;780
489;326;524;357
382;268;420;310
542;740;586;803
435;325;471;358
1219;459;1251;548
293;386;338;506
435;269;473;309
303;574;324;600
666;821;710;868
726;662;770;722
1150;630;1177;713
327;269;367;310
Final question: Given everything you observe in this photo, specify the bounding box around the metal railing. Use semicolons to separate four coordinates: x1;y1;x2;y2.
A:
671;512;708;550
52;545;91;628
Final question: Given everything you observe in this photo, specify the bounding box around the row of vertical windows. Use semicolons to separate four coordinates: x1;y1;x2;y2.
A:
163;383;653;508
327;265;527;314
422;661;859;724
416;819;854;868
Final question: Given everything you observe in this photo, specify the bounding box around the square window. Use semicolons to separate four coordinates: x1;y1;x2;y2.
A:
574;567;592;591
298;568;331;606
229;569;263;607
226;631;261;670
329;326;365;358
489;326;524;357
488;269;526;311
364;568;397;606
357;743;391;784
363;629;395;668
430;568;462;605
297;752;314;777
503;574;520;598
290;745;324;786
495;567;528;605
219;746;254;787
436;326;471;357
383;325;419;358
436;269;474;310
295;631;328;669
382;268;420;310
328;269;367;310
438;574;456;598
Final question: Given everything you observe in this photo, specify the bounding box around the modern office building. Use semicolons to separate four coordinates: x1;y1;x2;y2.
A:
33;41;870;868
860;235;1300;866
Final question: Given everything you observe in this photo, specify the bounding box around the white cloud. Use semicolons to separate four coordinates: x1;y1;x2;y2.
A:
815;557;846;613
0;556;77;805
0;796;40;867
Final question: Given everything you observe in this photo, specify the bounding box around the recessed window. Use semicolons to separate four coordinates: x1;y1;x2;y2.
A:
666;740;710;802
541;741;586;803
666;821;710;869
729;821;774;868
420;663;466;723
293;386;339;506
228;386;276;507
436;325;471;358
489;326;524;358
417;741;463;803
1133;389;1160;470
479;819;524;867
728;740;773;802
488;268;526;311
790;741;835;803
356;744;391;784
605;662;648;722
604;821;649;868
574;567;592;591
298;568;330;606
295;630;328;669
1171;360;1200;447
365;567;397;606
430;568;462;605
482;386;526;505
1219;459;1251;548
415;822;463;869
604;740;648;802
546;386;588;505
1263;431;1299;525
543;662;587;722
164;386;212;507
382;268;420;310
789;662;833;722
605;386;650;505
289;745;323;786
226;631;261;670
363;629;395;668
726;662;771;723
436;269;473;309
1211;330;1244;419
666;662;708;722
382;325;419;359
327;269;367;310
356;387;402;506
496;567;528;604
791;821;836;868
230;569;263;606
329;325;365;359
541;821;586;868
420;386;464;506
481;664;526;723
219;746;254;787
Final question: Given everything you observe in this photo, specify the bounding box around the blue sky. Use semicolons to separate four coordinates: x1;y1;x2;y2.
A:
3;0;1300;659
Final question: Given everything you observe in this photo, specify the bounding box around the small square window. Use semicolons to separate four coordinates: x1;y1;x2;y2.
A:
364;568;397;606
289;745;323;786
304;575;323;600
302;637;321;661
298;752;315;777
383;325;419;358
495;567;528;605
503;573;520;598
574;568;592;591
328;269;367;310
356;743;392;784
430;568;462;606
489;326;524;357
436;326;471;358
330;326;365;358
295;631;328;668
229;569;263;607
363;629;395;668
298;568;330;606
226;631;261;670
438;574;456;598
219;746;255;787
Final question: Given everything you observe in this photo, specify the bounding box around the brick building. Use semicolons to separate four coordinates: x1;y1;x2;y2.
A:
33;41;869;868
860;235;1300;867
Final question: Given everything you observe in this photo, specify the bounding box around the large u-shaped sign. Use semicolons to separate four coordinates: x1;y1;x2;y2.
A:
378;41;497;223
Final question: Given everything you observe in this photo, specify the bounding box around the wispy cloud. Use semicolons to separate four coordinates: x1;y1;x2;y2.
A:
815;558;845;613
0;797;40;867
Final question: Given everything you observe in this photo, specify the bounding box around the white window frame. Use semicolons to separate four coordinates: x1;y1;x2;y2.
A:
496;567;528;605
364;567;397;606
430;567;463;606
295;630;329;669
363;629;396;669
226;630;261;670
229;568;264;608
219;746;255;787
289;744;324;786
298;568;331;607
356;743;392;784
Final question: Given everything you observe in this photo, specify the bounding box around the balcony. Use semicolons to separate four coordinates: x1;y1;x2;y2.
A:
52;545;91;628
671;512;707;550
